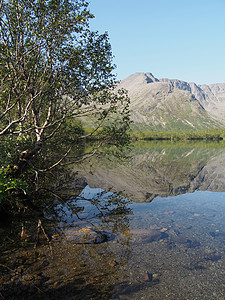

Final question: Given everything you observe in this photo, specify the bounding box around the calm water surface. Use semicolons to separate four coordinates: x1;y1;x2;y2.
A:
1;141;225;299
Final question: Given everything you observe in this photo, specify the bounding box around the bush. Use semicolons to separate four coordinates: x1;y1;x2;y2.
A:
0;166;28;205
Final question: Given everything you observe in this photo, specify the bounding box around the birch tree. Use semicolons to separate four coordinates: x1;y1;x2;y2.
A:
0;0;130;176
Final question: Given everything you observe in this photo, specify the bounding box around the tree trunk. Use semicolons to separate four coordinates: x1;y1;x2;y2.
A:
15;140;43;174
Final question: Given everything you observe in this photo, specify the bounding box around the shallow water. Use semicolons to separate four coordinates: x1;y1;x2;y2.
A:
1;142;225;299
127;191;225;299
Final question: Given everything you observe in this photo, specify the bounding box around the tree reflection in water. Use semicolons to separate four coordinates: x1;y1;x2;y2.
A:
0;186;133;299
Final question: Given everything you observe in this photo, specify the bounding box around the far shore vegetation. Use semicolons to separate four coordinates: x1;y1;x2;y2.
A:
131;128;225;142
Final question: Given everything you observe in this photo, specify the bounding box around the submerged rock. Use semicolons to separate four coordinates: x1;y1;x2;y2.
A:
130;229;168;244
64;227;115;244
143;272;153;282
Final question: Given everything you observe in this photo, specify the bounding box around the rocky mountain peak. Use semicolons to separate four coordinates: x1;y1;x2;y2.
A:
117;72;159;91
144;72;159;83
117;72;225;130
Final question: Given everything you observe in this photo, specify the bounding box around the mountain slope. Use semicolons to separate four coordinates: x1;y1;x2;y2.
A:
118;73;225;131
161;78;225;120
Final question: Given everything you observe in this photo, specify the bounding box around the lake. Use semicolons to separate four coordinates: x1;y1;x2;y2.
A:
1;141;225;299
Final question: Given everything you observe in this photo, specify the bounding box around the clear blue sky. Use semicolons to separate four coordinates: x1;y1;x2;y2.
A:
89;0;225;84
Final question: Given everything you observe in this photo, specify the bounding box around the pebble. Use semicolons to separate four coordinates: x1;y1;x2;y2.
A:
152;273;160;280
143;272;153;282
109;260;118;267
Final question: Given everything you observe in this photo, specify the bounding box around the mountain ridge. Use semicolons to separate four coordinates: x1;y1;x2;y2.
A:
117;72;225;131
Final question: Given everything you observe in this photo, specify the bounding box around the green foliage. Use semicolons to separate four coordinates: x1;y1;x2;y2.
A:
0;135;32;167
0;166;28;205
60;119;85;143
0;136;29;208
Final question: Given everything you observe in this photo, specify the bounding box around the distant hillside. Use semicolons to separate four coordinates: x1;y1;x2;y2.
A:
117;73;225;131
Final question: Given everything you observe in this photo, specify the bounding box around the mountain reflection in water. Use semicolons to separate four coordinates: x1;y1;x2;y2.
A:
76;141;225;202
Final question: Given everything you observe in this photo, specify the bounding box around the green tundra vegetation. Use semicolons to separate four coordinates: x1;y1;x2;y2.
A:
132;129;225;141
0;0;130;214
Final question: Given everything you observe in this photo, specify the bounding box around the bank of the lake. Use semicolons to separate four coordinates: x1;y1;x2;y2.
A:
132;128;225;142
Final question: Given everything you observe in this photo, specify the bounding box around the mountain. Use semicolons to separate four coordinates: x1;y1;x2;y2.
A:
117;73;225;131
